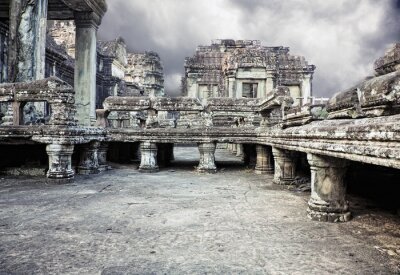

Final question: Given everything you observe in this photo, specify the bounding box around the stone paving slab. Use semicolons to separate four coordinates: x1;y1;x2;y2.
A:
0;147;399;274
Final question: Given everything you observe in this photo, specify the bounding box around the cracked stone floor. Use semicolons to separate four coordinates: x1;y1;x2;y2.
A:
0;146;399;274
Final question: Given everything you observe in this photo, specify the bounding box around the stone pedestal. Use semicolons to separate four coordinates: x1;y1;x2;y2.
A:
272;147;297;184
97;143;109;171
46;144;74;180
139;141;159;172
255;145;274;174
307;154;351;222
197;142;217;173
77;141;100;175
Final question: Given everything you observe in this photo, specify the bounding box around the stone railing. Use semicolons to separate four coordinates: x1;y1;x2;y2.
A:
0;77;76;126
96;86;294;130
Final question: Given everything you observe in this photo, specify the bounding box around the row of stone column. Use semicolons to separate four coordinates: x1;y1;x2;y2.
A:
252;145;351;223
138;141;217;173
46;141;109;181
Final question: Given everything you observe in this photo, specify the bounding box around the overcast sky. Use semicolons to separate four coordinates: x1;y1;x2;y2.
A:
98;0;400;97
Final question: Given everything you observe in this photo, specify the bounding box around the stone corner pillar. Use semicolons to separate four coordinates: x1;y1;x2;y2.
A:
272;147;297;185
307;153;351;223
46;144;75;182
8;0;48;82
74;12;100;126
255;145;274;174
197;142;217;173
77;141;100;175
139;141;159;173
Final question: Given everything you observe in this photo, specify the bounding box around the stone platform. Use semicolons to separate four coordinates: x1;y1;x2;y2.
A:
0;147;399;274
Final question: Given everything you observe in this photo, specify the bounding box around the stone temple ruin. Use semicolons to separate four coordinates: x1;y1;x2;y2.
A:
0;0;399;228
182;39;319;106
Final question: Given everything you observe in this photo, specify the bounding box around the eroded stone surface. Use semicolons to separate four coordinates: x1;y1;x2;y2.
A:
0;147;398;274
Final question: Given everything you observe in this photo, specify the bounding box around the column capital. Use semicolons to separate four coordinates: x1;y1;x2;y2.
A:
74;11;101;29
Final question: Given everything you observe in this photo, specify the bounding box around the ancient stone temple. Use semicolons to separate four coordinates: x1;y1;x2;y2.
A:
0;0;399;224
182;39;315;105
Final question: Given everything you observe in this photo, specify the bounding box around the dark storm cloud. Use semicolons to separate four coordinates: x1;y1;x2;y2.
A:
99;0;400;97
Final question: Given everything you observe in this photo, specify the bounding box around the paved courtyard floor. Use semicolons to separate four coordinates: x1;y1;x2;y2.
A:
0;146;399;274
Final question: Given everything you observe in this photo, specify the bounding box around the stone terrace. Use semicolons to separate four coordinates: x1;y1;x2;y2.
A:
0;147;399;274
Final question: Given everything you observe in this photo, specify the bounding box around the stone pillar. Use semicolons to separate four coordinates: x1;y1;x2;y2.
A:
272;147;297;184
46;144;74;180
255;145;274;174
265;71;275;96
236;144;243;157
74;12;100;125
232;144;237;155
98;143;109;171
139;141;159;172
197;142;217;173
77;141;100;175
307;154;351;222
228;77;235;97
8;0;48;82
301;74;312;102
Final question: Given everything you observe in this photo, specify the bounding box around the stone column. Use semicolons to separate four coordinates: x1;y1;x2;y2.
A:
255;145;274;174
8;0;48;82
139;141;159;172
301;74;312;102
265;71;275;96
307;154;351;222
232;144;237;155
46;144;75;181
74;12;100;125
97;143;109;171
228;77;235;97
77;141;100;175
197;142;217;173
236;144;243;157
272;147;297;184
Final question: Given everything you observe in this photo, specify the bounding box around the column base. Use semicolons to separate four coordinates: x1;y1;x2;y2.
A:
273;178;294;185
46;177;75;184
307;208;351;223
197;167;217;173
98;165;111;172
77;167;100;175
47;170;75;180
138;165;159;173
255;167;274;174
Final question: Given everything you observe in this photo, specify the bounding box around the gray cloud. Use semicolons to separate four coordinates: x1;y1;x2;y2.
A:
99;0;400;97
